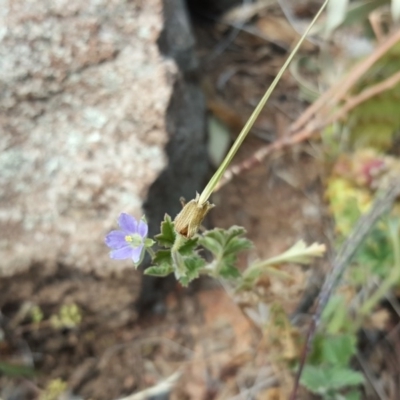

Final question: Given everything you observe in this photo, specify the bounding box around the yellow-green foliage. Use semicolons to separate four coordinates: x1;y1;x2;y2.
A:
50;304;82;329
39;379;67;400
326;149;400;237
30;305;44;324
326;177;371;236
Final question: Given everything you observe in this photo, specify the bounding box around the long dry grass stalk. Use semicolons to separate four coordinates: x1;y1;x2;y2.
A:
198;0;329;205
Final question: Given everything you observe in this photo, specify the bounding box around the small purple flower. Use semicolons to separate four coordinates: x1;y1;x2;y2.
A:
105;213;148;264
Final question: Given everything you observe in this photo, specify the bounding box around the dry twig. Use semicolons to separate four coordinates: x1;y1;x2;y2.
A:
327;70;400;124
290;29;400;133
214;29;400;192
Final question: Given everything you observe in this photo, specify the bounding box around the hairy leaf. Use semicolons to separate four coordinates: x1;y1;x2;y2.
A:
200;237;223;257
179;255;206;286
219;262;242;279
154;214;176;247
200;226;252;256
145;264;174;277
199;226;252;278
344;391;361;400
153;249;172;266
178;237;199;255
322;334;357;366
354;224;394;277
301;365;364;394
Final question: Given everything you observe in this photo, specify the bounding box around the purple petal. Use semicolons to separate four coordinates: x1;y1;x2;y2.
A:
110;246;134;260
118;213;137;233
105;230;127;249
137;220;148;238
130;245;144;263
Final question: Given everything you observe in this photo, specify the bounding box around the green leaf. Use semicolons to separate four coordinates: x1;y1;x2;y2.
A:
219;262;241;279
307;333;325;365
146;249;174;277
308;333;357;366
199;231;224;256
343;390;361;400
178;237;199;255
322;334;357;366
0;362;35;377
301;365;331;394
199;226;252;279
301;365;364;394
354;223;393;277
224;226;253;256
200;226;252;258
328;368;364;390
153;249;172;265
224;237;253;257
145;264;174;277
179;255;206;286
154;214;176;247
199;233;224;257
325;178;364;237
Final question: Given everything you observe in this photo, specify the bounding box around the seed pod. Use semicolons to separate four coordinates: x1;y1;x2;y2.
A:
174;193;215;238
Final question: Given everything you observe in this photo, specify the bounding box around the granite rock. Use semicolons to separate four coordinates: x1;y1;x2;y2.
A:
0;0;207;277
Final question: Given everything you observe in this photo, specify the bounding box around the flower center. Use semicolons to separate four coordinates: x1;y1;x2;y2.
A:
124;233;143;248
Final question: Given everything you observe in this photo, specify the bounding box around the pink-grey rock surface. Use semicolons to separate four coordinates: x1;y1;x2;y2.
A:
0;0;207;276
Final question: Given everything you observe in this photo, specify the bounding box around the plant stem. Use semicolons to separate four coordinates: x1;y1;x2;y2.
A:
172;233;186;252
171;249;186;279
146;247;155;259
171;234;188;278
